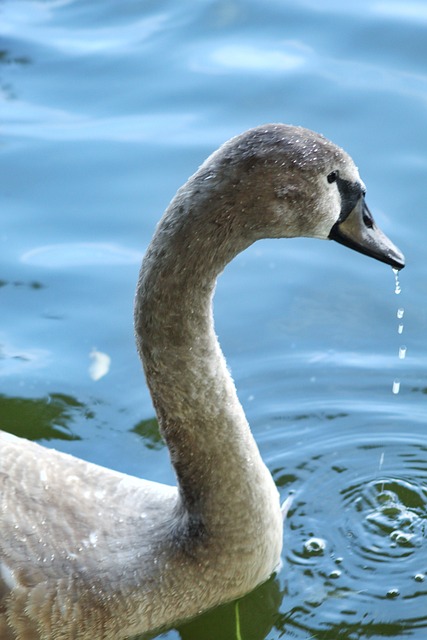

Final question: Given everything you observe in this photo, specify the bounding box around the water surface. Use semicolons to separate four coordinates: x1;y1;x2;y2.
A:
1;1;427;638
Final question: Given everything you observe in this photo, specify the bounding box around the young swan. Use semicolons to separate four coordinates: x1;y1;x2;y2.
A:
0;124;404;640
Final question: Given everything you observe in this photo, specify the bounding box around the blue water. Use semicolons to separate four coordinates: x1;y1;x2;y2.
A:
1;1;426;638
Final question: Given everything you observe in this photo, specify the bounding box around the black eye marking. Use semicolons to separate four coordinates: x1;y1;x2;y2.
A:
327;171;338;184
363;211;374;229
335;177;365;222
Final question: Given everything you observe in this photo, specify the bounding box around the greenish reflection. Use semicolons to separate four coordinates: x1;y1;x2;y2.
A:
412;386;427;395
273;470;298;488
0;50;31;66
274;613;427;639
0;279;45;289
132;417;165;450
177;576;282;640
0;392;88;441
133;575;282;640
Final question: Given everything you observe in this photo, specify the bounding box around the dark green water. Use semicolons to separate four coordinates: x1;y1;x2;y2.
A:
1;1;427;638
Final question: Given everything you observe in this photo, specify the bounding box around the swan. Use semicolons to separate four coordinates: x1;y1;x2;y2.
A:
0;124;405;640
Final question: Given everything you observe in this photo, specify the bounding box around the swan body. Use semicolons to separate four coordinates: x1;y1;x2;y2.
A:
0;124;404;639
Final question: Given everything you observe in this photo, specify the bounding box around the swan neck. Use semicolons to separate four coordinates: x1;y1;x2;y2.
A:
134;199;267;521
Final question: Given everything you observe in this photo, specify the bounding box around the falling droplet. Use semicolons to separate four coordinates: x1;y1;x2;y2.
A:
397;308;404;335
392;268;401;295
393;269;401;295
390;273;405;394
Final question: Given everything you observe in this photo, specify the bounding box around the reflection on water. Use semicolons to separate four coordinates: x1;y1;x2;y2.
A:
21;243;143;268
176;576;282;640
0;392;85;441
0;279;45;290
0;48;31;100
132;417;165;451
89;348;111;381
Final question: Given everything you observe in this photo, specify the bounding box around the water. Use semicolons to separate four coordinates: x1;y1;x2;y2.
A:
392;379;401;395
393;280;406;394
2;1;427;639
393;267;402;295
398;307;405;334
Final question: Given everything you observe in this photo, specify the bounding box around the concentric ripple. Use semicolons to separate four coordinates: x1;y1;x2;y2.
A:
344;477;427;564
276;432;427;636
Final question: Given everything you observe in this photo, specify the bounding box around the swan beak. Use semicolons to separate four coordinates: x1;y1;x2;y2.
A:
328;197;405;270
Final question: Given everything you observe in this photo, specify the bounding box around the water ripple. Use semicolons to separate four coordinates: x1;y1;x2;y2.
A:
279;436;427;634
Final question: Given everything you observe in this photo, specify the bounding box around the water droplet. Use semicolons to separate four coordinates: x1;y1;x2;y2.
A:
392;268;401;295
392;379;400;395
414;573;425;582
89;531;98;546
397;308;404;319
303;537;326;555
398;324;404;334
398;345;407;360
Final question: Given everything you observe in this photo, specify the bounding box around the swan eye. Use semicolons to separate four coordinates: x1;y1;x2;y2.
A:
327;171;338;184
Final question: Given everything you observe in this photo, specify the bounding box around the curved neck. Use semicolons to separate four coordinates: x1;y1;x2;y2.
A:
134;192;269;526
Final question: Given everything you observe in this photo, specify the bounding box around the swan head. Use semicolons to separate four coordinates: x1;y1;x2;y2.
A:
327;172;405;270
204;124;404;270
